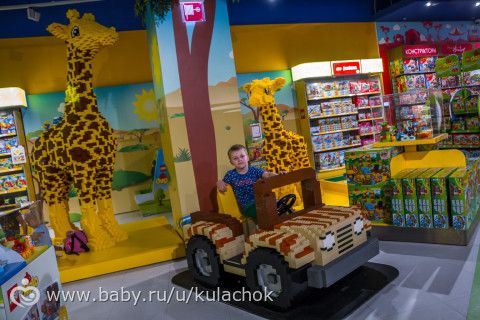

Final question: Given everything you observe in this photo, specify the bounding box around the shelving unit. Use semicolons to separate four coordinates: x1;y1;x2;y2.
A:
435;51;480;150
292;59;384;177
0;88;35;235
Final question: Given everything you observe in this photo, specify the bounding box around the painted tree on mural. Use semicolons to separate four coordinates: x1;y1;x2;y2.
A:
171;0;217;211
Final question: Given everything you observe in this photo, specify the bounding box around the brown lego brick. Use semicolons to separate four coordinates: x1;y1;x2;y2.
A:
190;211;243;237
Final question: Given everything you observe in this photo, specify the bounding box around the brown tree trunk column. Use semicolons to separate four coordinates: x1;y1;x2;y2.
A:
172;0;217;212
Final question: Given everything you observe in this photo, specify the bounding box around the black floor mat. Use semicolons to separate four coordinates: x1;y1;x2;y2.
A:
172;262;398;320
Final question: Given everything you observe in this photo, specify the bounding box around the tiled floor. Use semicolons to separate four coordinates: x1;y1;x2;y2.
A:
64;214;479;320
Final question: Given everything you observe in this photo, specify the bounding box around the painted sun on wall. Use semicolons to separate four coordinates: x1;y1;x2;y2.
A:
23;82;171;217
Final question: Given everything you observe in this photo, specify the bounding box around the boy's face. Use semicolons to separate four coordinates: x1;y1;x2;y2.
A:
229;149;249;171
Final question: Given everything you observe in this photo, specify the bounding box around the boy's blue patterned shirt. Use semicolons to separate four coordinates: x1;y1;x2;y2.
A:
223;166;264;209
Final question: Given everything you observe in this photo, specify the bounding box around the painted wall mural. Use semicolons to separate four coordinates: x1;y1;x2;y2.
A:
23;82;170;217
237;70;297;167
375;21;480;94
376;21;480;47
148;0;245;219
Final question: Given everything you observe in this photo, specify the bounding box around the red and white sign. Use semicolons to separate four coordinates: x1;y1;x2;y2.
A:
331;61;361;75
180;1;205;23
403;45;438;57
441;43;473;55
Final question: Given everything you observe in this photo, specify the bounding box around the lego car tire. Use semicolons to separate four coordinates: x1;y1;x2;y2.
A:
245;247;307;310
186;235;224;287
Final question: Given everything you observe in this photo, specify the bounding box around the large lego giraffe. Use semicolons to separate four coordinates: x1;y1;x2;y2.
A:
243;77;310;173
30;9;127;250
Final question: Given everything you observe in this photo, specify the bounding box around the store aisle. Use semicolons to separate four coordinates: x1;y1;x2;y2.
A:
64;228;479;320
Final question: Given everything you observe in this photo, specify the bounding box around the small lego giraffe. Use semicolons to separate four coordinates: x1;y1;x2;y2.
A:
242;77;311;173
30;9;127;250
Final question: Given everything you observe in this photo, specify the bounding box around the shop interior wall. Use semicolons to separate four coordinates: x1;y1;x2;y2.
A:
231;22;380;74
0;30;152;94
232;22;381;152
0;30;158;219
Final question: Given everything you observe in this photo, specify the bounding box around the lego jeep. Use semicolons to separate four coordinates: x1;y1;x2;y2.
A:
183;168;379;309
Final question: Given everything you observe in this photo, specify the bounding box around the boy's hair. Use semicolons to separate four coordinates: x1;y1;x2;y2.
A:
227;144;247;159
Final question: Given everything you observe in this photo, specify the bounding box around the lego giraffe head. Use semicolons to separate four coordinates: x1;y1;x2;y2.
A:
47;9;118;58
242;77;286;109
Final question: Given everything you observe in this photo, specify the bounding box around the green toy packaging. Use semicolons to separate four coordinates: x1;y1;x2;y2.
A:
449;168;473;230
416;168;442;228
390;169;412;227
402;168;429;227
348;182;390;223
345;146;402;187
431;167;457;229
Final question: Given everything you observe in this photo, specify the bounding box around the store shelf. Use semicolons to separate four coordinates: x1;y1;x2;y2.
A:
0;201;32;218
308;91;381;101
357;105;383;110
439;145;480;149
358;117;383;123
312;128;359;136
0;187;27;195
317;166;346;173
393;102;426;107
360;132;380;137
450;130;480;134
0;153;10;158
452;111;478;116
0;132;16;139
310;112;358;120
314;143;362;153
0;167;23;175
371;210;480;246
395;71;435;78
373;133;448;148
441;84;480;90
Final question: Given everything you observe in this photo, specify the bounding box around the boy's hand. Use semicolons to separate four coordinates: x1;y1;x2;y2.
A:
217;180;228;192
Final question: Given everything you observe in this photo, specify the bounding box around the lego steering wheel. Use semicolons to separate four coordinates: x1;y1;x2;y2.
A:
276;194;296;216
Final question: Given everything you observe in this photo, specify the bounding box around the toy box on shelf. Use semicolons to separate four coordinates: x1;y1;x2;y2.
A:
292;59;384;176
345;145;402;224
436;50;480;150
388;45;438;94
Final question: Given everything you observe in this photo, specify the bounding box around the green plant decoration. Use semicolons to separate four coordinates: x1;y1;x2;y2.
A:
134;0;172;24
174;148;192;162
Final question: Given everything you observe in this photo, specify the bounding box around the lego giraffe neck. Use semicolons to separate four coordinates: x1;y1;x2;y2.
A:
260;101;284;133
65;44;99;115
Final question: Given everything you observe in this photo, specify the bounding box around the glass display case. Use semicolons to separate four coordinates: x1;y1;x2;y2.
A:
381;89;444;142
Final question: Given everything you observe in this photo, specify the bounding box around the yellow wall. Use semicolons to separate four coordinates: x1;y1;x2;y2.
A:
231;22;380;73
0;30;152;94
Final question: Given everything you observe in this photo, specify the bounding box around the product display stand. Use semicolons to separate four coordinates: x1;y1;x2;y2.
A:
370;135;479;245
57;216;185;283
172;262;398;320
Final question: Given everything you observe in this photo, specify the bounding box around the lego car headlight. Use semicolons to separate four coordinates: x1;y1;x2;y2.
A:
354;217;364;235
320;231;335;251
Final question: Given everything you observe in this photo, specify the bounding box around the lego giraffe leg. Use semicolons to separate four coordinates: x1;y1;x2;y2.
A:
73;169;114;251
96;167;127;242
39;168;73;243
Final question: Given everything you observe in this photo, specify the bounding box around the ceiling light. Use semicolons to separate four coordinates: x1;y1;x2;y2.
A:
425;1;432;6
476;2;480;6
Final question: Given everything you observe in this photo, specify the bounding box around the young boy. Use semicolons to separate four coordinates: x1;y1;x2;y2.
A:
217;144;277;221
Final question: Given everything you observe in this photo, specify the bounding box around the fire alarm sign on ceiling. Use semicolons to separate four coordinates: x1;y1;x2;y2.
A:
180;1;205;23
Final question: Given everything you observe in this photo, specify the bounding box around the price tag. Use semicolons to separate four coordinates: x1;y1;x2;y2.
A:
11;145;26;165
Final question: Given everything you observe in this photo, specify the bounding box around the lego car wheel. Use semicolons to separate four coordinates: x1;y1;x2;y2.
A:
186;235;224;287
276;194;296;215
245;247;307;310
